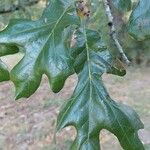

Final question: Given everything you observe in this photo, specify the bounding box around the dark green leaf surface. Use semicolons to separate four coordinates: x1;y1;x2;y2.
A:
112;0;132;12
0;60;9;82
128;0;150;40
57;29;144;150
0;44;19;57
0;0;79;99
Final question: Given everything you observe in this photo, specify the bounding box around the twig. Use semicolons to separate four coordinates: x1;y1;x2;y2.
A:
102;0;130;65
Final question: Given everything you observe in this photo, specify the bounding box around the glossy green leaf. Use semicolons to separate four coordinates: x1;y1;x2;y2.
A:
57;29;144;150
0;59;9;82
112;0;132;12
0;44;19;57
128;0;150;41
0;0;79;99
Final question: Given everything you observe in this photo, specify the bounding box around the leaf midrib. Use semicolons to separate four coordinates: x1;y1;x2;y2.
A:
83;21;93;148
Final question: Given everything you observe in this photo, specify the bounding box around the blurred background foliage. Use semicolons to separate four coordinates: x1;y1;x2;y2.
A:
0;0;149;65
0;0;46;27
89;0;150;65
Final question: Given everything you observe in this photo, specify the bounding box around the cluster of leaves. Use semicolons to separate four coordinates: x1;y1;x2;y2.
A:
0;0;149;149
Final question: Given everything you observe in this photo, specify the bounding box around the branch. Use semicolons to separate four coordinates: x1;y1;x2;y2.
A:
0;0;40;14
102;0;130;65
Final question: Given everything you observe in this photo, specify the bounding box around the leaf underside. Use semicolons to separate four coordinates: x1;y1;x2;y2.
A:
57;28;144;150
128;0;150;40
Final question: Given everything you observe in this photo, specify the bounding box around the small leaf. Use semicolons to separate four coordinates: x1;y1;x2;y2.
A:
0;59;9;82
128;0;150;40
112;0;132;12
0;0;79;99
57;29;144;150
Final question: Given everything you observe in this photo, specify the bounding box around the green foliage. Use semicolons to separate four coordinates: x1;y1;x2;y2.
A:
0;0;149;149
90;0;150;63
128;0;150;41
111;0;132;12
57;28;144;149
0;60;10;82
0;0;79;99
0;0;45;29
0;44;19;56
0;44;18;82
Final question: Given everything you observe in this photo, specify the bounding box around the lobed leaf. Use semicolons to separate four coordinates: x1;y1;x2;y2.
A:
57;28;144;150
0;1;145;149
128;0;150;41
0;0;79;99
